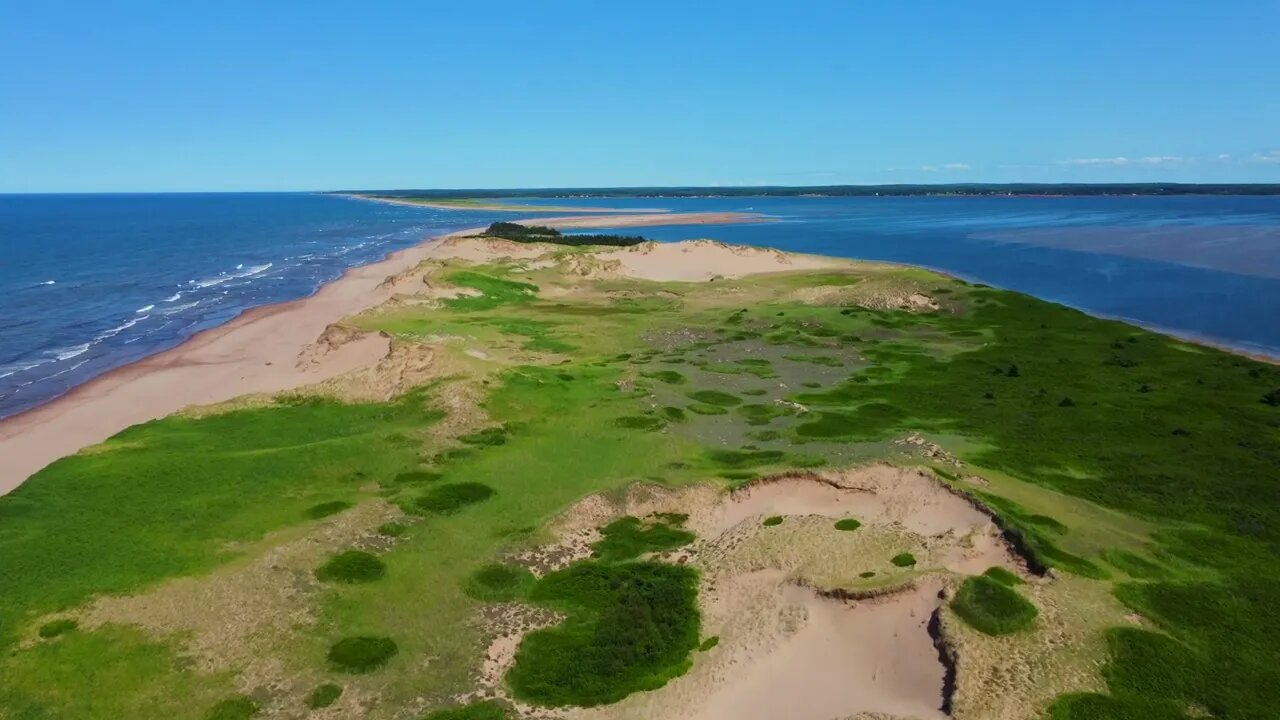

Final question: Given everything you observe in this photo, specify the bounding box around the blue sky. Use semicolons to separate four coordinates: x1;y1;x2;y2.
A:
1;1;1277;192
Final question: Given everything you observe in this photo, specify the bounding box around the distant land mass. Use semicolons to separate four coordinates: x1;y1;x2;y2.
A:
334;182;1280;199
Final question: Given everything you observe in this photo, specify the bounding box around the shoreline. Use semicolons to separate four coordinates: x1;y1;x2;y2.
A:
0;211;763;495
2;207;1274;495
330;192;670;214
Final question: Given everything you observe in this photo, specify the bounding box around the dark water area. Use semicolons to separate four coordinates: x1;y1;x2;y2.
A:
3;192;1278;421
524;195;1280;358
0;193;521;418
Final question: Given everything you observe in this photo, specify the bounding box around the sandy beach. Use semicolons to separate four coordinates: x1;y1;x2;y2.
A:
0;211;764;496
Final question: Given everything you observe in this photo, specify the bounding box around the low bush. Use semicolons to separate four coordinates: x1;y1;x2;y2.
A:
686;390;741;407
699;636;720;651
377;522;407;537
834;518;862;531
591;516;694;562
951;575;1038;635
762;516;784;527
890;552;917;567
613;415;664;431
306;501;352;519
416;482;496;514
981;566;1023;586
328;636;398;673
315;551;386;584
464;564;536;602
37;619;77;638
507;561;700;706
305;683;342;709
205;696;258;720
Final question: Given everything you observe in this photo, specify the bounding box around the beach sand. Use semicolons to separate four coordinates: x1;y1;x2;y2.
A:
0;210;770;495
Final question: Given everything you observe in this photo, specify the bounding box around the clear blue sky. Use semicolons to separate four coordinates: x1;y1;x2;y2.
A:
2;1;1277;192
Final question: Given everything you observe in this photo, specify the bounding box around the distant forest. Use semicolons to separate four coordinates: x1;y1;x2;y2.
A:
340;183;1280;199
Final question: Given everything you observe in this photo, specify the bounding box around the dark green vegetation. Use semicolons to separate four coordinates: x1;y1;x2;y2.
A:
890;552;917;567
834;518;862;531
204;697;258;720
327;636;398;673
981;566;1024;586
481;222;645;247
305;683;342;709
315;551;387;584
306;500;353;519
951;575;1039;636
507;562;700;707
415;482;497;514
762;515;784;527
698;636;720;651
590;515;695;562
37;619;77;639
421;700;509;720
463;563;536;602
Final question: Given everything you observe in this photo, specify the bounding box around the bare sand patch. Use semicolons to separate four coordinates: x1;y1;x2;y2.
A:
594;240;840;282
471;465;1019;720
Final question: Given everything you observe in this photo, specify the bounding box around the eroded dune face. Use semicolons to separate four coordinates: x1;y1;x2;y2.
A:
503;465;1019;720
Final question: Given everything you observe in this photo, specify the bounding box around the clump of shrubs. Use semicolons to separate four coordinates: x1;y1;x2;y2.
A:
306;500;352;519
204;696;259;720
762;516;784;527
327;636;398;673
464;564;536;602
950;575;1038;635
890;552;917;567
834;518;862;531
38;618;77;638
315;551;386;584
416;482;496;514
305;683;342;709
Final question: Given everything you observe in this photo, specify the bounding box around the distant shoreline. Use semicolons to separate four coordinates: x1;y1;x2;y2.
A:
332;192;669;214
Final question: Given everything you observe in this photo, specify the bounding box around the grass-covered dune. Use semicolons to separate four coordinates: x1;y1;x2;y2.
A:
0;239;1277;719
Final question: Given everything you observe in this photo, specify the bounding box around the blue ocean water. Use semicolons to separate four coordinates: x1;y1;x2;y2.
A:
0;194;521;418
528;195;1280;356
2;193;1278;421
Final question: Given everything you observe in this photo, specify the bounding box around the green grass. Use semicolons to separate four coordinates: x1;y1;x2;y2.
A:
0;391;440;649
507;561;700;707
890;552;916;567
591;516;695;563
643;370;687;385
328;636;398;673
305;683;342;709
421;700;510;720
950;575;1038;635
834;518;862;531
444;271;538;311
205;697;258;720
37;619;77;638
315;551;387;584
463;564;536;602
415;482;497;514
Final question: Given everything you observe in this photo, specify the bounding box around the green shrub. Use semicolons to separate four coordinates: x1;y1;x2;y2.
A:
508;561;699;706
37;618;77;638
644;370;687;385
686;390;741;407
951;575;1038;635
699;636;720;651
834;518;862;531
377;522;407;537
327;636;398;673
306;501;352;519
393;470;443;484
1101;549;1167;579
762;516;784;527
205;696;258;720
859;571;876;578
458;427;508;447
687;403;728;415
981;566;1023;586
464;564;536;602
315;551;386;584
421;700;510;720
661;406;687;422
890;552;917;567
305;683;342;709
591;516;694;563
416;482;496;514
613;415;664;431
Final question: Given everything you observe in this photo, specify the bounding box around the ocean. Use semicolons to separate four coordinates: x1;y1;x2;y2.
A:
2;192;1278;420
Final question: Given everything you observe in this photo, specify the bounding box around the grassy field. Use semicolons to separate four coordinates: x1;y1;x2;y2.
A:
0;244;1276;719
